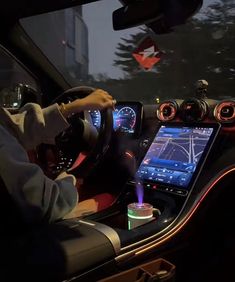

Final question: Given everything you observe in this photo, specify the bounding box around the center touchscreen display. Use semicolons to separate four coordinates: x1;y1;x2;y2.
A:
136;123;220;191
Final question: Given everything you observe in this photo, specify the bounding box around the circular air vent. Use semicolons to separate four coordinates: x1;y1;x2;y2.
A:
214;100;235;123
156;100;178;121
180;98;208;122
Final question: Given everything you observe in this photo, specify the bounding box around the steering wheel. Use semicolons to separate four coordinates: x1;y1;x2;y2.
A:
39;86;113;179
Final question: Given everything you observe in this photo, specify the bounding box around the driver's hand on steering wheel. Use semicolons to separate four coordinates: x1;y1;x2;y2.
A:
59;88;116;118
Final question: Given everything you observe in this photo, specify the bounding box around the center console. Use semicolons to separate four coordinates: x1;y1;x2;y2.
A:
91;121;221;247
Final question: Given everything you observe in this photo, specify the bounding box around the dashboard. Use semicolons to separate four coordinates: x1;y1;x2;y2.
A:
156;98;235;123
88;101;143;135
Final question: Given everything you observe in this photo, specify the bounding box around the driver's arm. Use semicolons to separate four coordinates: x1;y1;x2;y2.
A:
0;124;78;223
1;103;70;150
1;88;115;150
59;88;115;117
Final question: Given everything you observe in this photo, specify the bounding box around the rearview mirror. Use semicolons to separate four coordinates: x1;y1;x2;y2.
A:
113;0;203;33
113;0;163;30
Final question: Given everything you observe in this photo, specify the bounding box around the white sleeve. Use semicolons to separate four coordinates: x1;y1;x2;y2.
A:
1;103;69;150
0;124;78;223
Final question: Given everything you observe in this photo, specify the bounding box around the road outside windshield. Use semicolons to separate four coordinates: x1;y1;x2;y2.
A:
21;0;235;103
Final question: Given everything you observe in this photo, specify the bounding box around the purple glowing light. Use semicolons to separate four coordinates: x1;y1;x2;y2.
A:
136;202;144;208
136;181;144;205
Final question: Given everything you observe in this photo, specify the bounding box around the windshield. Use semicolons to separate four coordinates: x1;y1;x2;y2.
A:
20;0;235;103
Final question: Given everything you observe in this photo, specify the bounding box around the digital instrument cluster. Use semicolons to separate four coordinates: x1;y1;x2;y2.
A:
89;102;143;135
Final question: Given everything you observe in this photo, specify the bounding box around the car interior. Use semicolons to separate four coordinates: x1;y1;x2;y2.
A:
1;0;235;281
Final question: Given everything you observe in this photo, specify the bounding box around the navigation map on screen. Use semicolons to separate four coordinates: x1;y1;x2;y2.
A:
136;125;215;189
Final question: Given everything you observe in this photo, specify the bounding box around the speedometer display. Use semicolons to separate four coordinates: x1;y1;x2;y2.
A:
114;106;136;133
89;102;142;135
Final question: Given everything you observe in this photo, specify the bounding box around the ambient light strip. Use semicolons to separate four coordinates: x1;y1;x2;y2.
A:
135;166;235;256
116;166;235;261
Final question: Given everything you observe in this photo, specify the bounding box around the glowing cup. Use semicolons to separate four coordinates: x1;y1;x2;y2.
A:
127;203;153;230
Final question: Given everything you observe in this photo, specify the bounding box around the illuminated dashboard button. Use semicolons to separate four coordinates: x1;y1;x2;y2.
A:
174;189;188;196
88;110;101;129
